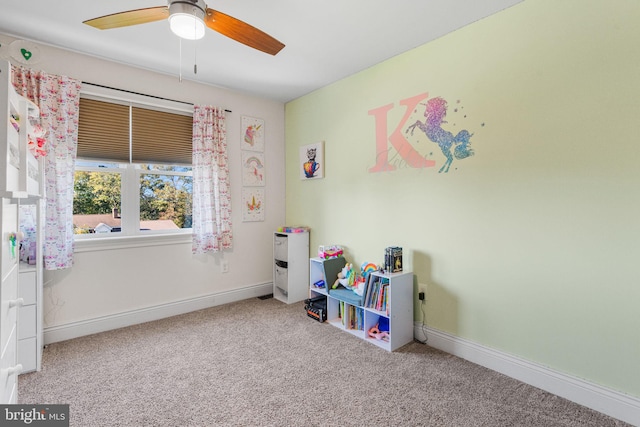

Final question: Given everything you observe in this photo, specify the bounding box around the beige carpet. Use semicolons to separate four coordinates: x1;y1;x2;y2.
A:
19;297;629;426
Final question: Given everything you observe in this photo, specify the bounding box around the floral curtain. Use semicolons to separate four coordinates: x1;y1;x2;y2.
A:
192;105;233;254
12;66;82;270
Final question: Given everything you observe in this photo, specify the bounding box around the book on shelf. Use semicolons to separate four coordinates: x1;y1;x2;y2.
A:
373;279;381;309
375;282;382;310
364;273;375;308
365;275;377;308
385;287;390;316
376;282;389;312
365;276;389;312
347;306;364;331
379;284;390;315
385;246;403;273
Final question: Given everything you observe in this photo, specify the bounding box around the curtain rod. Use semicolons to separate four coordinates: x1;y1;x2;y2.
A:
82;82;232;113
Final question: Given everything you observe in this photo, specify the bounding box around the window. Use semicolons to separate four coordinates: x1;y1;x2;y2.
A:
73;162;122;235
139;164;193;230
73;91;193;238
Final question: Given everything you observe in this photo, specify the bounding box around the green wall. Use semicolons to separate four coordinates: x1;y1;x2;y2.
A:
285;0;640;397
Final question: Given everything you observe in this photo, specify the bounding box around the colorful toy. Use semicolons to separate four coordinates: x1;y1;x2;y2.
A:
360;262;378;279
333;263;366;296
277;226;309;233
28;121;47;158
8;233;17;258
332;263;354;289
318;245;343;259
368;323;389;341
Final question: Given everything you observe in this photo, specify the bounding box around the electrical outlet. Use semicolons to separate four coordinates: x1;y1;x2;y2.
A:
221;261;229;273
418;283;428;303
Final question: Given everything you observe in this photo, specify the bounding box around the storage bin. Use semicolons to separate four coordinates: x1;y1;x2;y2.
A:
274;262;288;296
274;233;288;261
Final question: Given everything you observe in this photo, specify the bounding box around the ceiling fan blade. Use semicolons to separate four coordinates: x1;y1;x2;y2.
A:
83;6;169;30
204;9;285;55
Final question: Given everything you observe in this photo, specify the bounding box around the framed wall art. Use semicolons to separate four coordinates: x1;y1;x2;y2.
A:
242;151;265;187
241;115;264;152
242;187;265;222
300;141;324;180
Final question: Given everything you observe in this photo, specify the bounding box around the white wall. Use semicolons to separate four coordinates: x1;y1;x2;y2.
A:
0;34;285;333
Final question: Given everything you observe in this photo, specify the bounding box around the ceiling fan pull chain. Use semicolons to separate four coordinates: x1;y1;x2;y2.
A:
193;9;198;75
179;38;183;83
194;43;198;75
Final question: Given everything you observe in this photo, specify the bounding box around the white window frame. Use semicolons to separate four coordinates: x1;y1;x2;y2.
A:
74;84;194;252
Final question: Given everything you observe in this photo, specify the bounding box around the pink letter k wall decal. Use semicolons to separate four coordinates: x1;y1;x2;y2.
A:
368;92;436;173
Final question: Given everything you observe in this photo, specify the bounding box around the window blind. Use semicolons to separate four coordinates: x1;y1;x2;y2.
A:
77;98;193;165
77;98;130;162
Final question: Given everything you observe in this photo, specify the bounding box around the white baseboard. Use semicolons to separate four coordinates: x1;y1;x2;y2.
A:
414;323;640;426
44;282;273;345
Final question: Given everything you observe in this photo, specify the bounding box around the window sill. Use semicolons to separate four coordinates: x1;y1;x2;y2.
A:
74;232;192;253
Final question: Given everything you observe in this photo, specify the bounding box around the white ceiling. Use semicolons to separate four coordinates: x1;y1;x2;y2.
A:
0;0;523;103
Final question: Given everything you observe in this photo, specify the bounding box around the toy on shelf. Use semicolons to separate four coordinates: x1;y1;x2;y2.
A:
332;263;353;289
27;121;47;158
312;279;326;289
332;263;366;296
368;323;389;342
361;262;378;279
8;233;17;258
318;245;343;259
277;226;309;233
9;114;20;132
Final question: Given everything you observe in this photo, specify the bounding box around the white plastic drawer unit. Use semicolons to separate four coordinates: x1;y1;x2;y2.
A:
274;261;288;295
274;233;288;262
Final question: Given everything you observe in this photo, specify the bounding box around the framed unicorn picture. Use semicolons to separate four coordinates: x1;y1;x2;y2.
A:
242;151;265;187
241;116;264;152
300;141;324;180
242;187;265;222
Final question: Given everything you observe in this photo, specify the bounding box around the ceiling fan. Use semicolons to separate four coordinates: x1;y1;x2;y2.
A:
83;0;285;56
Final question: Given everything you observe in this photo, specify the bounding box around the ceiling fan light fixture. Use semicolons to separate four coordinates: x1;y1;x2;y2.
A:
169;1;206;40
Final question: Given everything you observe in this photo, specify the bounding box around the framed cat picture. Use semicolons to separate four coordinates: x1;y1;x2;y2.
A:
300;141;324;180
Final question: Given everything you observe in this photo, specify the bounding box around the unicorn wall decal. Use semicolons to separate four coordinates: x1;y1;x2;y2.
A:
406;97;474;173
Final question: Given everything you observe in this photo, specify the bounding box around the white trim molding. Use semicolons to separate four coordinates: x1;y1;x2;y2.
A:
44;282;273;345
415;323;640;426
74;228;192;253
